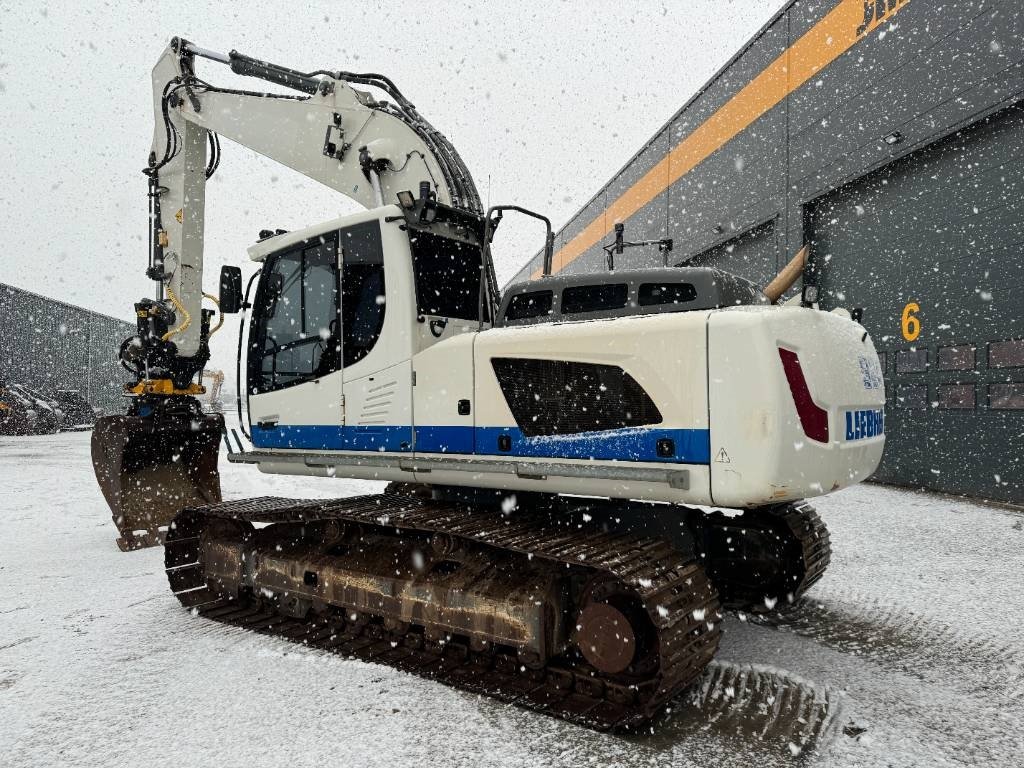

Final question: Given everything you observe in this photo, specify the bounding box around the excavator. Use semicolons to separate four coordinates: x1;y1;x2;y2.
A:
91;39;886;730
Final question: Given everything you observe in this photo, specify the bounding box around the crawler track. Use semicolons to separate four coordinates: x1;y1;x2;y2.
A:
164;493;722;731
693;501;831;612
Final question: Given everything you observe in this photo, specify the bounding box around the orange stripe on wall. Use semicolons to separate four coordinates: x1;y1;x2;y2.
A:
532;0;909;279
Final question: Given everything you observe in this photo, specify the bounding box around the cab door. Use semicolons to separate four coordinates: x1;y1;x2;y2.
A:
407;226;487;456
247;236;345;450
338;218;414;453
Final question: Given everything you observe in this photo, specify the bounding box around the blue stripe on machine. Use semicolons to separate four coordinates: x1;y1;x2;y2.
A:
414;425;476;454
252;424;711;464
474;426;710;463
251;424;413;452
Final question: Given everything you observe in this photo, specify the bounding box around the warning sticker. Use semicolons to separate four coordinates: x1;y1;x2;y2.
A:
714;448;731;463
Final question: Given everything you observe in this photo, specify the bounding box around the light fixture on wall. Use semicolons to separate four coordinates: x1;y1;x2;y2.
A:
711;224;724;234
883;131;904;146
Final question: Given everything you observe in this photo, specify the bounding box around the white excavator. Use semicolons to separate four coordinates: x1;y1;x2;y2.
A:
91;39;885;730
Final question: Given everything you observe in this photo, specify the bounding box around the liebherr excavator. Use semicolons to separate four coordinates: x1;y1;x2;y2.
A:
91;39;886;730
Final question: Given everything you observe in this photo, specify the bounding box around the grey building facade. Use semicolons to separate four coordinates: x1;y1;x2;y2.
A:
0;283;135;416
511;0;1024;503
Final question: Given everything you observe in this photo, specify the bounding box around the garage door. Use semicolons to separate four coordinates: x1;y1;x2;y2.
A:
807;103;1024;503
684;219;779;287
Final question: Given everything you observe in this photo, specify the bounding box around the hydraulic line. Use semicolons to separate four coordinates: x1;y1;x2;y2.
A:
203;292;224;337
176;40;482;211
161;284;191;341
205;132;221;179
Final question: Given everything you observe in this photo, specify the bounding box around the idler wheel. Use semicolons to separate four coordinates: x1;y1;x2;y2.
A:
576;602;636;674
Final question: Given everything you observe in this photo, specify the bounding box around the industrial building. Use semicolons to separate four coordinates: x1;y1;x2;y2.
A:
0;283;135;416
511;0;1024;504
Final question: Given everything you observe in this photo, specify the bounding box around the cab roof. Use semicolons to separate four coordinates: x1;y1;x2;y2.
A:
496;267;769;326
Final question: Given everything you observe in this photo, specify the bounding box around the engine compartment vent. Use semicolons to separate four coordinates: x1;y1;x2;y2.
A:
490;358;662;437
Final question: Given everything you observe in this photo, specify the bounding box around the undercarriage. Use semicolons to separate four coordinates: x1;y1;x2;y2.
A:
691;501;831;611
164;489;830;729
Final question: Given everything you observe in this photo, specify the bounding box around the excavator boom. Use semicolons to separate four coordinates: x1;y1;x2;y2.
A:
147;37;482;358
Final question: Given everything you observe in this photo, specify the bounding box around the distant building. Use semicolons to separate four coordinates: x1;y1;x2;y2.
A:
0;283;135;415
511;0;1023;503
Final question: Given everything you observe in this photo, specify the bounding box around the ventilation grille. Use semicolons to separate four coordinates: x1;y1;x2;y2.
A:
358;379;397;425
490;358;662;437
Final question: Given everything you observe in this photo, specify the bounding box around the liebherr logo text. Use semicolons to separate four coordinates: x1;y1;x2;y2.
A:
845;408;884;441
858;0;910;36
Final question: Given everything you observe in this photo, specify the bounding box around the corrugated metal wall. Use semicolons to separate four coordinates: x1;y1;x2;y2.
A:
0;283;134;415
513;0;1024;283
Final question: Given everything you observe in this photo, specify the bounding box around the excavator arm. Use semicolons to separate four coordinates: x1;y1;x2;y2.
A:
148;37;480;360
93;38;483;550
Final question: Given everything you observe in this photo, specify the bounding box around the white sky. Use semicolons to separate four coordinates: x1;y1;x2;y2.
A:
1;0;779;364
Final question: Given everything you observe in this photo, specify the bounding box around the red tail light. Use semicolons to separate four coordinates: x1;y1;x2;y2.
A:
778;348;829;443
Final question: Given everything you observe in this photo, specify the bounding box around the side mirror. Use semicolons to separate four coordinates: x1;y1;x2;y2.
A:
219;266;243;313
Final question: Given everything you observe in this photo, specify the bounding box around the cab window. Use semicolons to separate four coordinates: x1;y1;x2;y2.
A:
339;221;386;368
250;221;388;394
561;283;627;314
638;282;697;306
410;230;483;321
505;290;553;321
251;238;340;394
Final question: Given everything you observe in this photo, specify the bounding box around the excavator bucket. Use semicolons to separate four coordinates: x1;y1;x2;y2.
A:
91;411;224;551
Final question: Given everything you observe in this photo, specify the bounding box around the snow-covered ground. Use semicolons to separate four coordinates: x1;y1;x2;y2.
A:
2;431;1022;767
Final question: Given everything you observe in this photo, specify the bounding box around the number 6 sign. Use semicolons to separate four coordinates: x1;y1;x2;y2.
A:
901;302;921;342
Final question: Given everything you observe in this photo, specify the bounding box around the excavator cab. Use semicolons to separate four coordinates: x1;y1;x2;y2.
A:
243;201;492;454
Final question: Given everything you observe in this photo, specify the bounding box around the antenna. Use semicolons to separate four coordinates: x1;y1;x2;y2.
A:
601;222;673;271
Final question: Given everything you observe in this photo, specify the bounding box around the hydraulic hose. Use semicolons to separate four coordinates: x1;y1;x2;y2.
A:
161;284;191;341
203;292;224;337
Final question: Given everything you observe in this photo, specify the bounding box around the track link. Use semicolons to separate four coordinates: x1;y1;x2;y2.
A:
692;501;831;612
164;493;722;731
